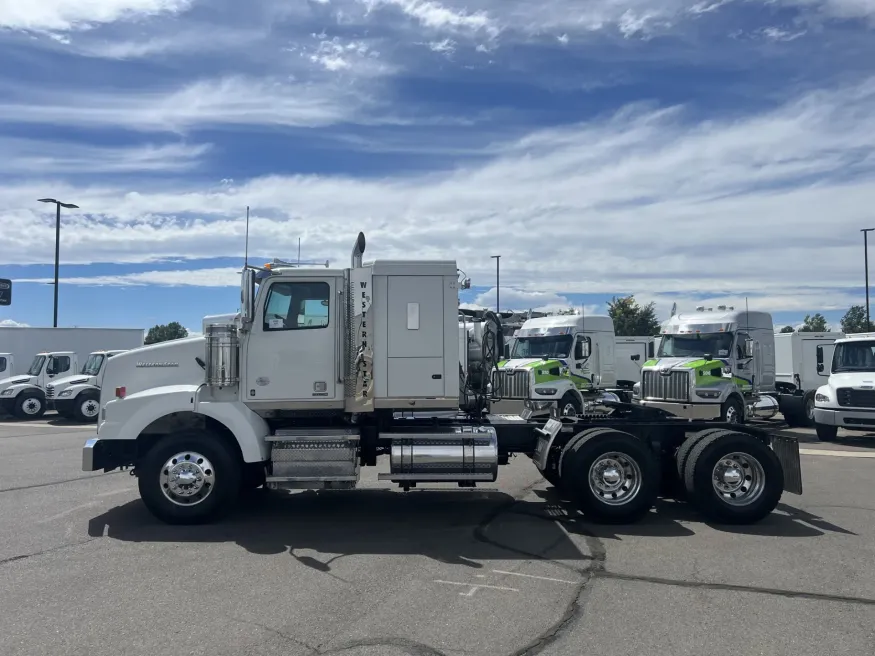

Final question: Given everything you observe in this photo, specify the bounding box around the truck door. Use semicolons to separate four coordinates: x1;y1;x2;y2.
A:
803;338;833;389
0;356;6;375
44;354;72;388
244;276;340;404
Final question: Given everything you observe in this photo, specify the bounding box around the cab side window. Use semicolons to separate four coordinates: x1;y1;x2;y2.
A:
736;333;750;359
263;281;330;332
48;356;71;375
0;356;6;373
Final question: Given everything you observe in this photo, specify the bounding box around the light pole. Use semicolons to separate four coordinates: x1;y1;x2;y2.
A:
490;255;501;314
38;198;79;328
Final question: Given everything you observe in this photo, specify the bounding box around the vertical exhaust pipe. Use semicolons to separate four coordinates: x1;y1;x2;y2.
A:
351;232;366;268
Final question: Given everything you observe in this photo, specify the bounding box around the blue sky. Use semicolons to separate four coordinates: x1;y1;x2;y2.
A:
2;0;875;335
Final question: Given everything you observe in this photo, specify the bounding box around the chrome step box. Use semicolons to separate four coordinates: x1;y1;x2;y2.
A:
266;428;360;490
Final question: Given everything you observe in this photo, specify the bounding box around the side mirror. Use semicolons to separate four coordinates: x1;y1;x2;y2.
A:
241;268;255;328
816;345;825;374
575;338;591;359
743;338;755;358
630;354;640;361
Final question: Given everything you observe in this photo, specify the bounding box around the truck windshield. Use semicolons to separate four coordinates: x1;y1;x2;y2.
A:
511;335;573;359
832;342;875;372
81;354;105;376
27;355;45;376
658;333;734;359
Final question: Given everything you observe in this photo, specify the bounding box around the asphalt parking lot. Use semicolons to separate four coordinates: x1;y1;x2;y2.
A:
1;414;874;656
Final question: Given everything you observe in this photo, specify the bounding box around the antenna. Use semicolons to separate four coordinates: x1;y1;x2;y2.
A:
298;237;301;265
244;206;250;267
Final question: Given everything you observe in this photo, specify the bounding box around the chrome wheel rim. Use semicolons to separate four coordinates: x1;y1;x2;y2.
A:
588;452;642;506
561;403;579;418
725;404;740;423
805;397;815;421
21;397;42;416
80;398;100;418
711;452;765;506
160;451;215;506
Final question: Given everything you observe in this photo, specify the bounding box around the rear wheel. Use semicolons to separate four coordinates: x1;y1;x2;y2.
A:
14;393;46;420
138;432;241;525
801;392;816;427
72;392;100;423
675;428;732;480
815;423;838;442
560;428;658;523
683;431;783;524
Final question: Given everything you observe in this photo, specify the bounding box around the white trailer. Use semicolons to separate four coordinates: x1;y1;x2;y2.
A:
774;331;843;427
614;336;657;390
80;233;802;527
0;327;144;419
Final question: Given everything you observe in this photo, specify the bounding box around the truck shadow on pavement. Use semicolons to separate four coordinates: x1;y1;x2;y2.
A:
85;483;855;573
86;489;595;570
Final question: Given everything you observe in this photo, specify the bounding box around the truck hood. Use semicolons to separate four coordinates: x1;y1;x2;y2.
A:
643;357;726;374
826;372;875;388
0;375;35;388
47;374;92;389
498;358;566;371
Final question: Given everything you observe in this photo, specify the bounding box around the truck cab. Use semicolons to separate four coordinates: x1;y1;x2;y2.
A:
636;308;776;423
813;333;875;441
0;351;77;419
493;314;618;417
46;350;126;422
0;353;12;376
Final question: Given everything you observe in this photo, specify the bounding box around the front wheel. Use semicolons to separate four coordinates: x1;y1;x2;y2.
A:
683;431;783;524
560;428;658;523
721;397;744;424
815;423;838;442
72;392;101;423
138;432;241;525
558;392;583;418
14;393;46;420
801;392;816;428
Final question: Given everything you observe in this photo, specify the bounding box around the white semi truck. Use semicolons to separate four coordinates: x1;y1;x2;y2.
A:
615;335;658;391
0;327;144;419
774;331;843;427
81;233;802;526
813;333;875;441
45;350;128;422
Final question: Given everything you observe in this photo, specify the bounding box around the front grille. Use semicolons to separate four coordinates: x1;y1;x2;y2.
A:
45;385;54;399
493;369;531;399
837;388;875;408
642;370;690;402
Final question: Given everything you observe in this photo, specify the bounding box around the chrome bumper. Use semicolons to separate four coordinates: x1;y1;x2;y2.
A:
814;408;875;428
82;437;137;472
82;438;99;471
639;400;719;420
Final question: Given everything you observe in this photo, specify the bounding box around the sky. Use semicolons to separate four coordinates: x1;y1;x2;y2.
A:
2;0;875;335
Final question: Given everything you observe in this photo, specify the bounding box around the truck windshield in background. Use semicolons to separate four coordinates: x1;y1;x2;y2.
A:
27;355;45;376
658;333;734;359
81;354;105;376
832;341;875;373
511;335;573;359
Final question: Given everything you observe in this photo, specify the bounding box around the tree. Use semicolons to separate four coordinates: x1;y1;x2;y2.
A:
840;305;869;334
798;313;829;333
145;322;189;345
607;295;661;336
779;326;795;333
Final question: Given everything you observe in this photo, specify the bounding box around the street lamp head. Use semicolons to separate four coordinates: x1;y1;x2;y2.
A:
38;198;58;204
37;198;79;209
863;228;875;233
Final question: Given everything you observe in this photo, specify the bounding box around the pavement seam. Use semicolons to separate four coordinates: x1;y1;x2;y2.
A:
0;537;98;567
0;470;125;494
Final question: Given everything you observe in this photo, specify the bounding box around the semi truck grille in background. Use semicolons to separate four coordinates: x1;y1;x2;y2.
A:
837;388;875;408
493;369;531;399
45;385;54;399
642;370;690;402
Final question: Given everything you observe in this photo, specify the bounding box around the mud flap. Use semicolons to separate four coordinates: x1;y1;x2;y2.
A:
533;418;564;472
770;433;803;495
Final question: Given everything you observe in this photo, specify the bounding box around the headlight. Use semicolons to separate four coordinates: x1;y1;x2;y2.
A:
696;389;722;399
632;382;641;398
59;390;74;397
534;388;558;396
0;389;14;396
815;392;830;403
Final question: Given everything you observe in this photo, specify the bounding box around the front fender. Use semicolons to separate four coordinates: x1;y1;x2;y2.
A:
6;384;44;400
99;385;269;463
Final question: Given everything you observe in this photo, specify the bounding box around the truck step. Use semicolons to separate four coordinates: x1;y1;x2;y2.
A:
377;472;494;482
268;428;360;484
266;475;358;491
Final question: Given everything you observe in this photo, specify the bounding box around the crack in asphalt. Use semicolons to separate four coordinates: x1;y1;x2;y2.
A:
0;537;98;566
0;470;125;494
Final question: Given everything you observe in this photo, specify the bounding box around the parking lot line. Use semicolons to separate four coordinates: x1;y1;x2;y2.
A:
800;448;875;459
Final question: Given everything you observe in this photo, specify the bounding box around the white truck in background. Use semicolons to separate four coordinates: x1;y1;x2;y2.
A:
0;327;144;419
615;336;659;391
0;353;13;377
813;333;875;441
774;331;843;427
46;350;128;422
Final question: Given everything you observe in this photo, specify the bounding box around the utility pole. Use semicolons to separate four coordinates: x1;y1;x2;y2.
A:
491;255;501;314
38;198;79;328
864;229;874;331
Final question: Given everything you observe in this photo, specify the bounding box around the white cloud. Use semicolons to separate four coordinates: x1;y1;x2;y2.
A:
0;76;376;133
428;38;456;53
761;26;807;41
0;319;30;327
0;139;210;174
362;0;498;35
15;268;243;288
3;78;875;316
0;0;192;32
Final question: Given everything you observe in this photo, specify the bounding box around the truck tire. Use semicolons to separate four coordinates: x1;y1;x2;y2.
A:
815;423;838;442
683;431;783;524
14;393;46;420
801;392;816;428
675;428;732;480
560;428;658;523
138;432;241;525
72;392;101;423
558;392;583;418
721;397;744;424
